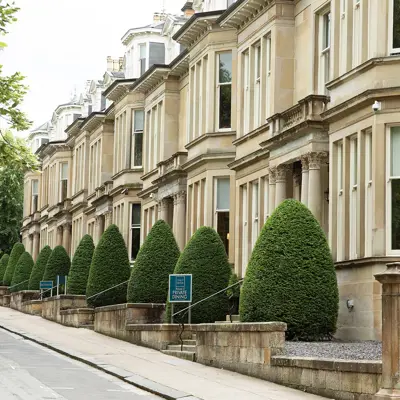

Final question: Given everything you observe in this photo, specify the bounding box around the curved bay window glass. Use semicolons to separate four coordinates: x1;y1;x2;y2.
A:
217;52;232;130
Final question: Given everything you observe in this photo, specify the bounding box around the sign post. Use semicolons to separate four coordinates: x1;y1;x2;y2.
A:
40;281;53;300
168;274;192;324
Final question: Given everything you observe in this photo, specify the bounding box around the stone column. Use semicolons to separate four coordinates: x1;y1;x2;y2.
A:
293;169;302;201
268;167;276;216
104;211;113;229
374;262;400;399
32;232;40;261
308;152;326;223
275;164;288;207
62;223;71;254
301;155;309;206
28;234;34;256
160;198;171;225
56;226;63;247
173;191;186;251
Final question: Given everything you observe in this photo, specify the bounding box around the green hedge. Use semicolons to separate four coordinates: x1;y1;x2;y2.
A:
127;220;180;304
86;224;130;307
10;251;34;292
239;199;339;341
166;226;231;323
42;246;70;287
28;246;52;290
3;243;25;286
0;254;9;285
68;235;95;295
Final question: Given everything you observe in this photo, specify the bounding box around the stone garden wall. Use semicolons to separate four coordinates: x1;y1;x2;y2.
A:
41;295;88;323
10;290;40;312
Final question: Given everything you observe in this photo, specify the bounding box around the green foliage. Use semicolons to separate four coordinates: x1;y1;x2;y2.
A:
3;242;24;285
0;2;19;47
28;246;52;290
166;227;231;324
240;199;339;341
0;165;24;255
42;245;70;286
86;225;130;307
68;235;94;295
127;220;180;304
10;251;33;292
0;253;9;285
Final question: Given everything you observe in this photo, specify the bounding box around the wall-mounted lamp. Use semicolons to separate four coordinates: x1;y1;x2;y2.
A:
346;299;354;311
324;188;329;203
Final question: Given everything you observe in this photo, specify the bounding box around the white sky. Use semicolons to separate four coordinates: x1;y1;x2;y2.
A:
0;0;185;135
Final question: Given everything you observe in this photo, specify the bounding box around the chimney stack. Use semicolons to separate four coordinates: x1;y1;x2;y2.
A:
153;12;167;24
181;2;195;18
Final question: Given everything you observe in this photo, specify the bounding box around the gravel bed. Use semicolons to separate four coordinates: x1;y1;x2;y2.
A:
284;341;382;360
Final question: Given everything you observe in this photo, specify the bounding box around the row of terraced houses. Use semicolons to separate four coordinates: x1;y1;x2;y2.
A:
22;0;400;341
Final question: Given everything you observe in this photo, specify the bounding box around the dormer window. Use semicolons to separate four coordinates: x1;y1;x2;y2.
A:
31;180;39;214
139;43;146;75
60;162;68;202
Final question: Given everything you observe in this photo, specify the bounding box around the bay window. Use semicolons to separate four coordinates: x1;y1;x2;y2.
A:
318;10;331;94
251;181;259;250
336;141;344;261
365;130;373;256
254;45;261;129
352;0;362;67
132;110;144;167
130;204;141;261
241;184;248;276
390;0;400;53
139;43;146;75
217;52;232;130
349;136;358;259
265;35;272;119
215;177;230;254
243;51;250;134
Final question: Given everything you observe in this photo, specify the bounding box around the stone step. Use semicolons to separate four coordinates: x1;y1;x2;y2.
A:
182;339;196;345
80;324;94;330
226;314;240;322
162;350;196;362
167;344;196;352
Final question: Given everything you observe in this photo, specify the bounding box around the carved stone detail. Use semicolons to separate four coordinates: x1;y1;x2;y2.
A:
301;155;309;172
308;152;328;170
293;170;302;187
174;191;186;206
275;164;290;183
268;167;277;185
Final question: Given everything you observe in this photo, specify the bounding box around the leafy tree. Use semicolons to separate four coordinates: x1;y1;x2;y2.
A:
127;220;180;304
68;235;94;295
10;251;33;292
240;199;339;341
0;165;24;254
42;245;70;287
166;227;231;323
86;224;130;307
0;3;37;169
0;253;9;285
28;246;52;290
3;242;24;285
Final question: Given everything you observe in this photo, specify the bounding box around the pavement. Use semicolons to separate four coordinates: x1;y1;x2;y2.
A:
0;307;326;400
0;328;161;399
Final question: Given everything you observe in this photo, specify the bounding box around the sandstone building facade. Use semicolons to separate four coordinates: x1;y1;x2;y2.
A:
22;0;400;341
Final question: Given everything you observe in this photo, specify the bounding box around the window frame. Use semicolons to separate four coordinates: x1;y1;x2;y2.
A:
389;0;400;54
318;9;331;94
59;162;68;203
216;51;233;131
132;109;144;168
130;203;141;261
31;179;39;214
253;43;262;129
138;43;147;75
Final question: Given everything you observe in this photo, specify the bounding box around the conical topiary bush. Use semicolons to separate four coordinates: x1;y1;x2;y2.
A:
127;220;180;304
86;224;130;307
239;199;339;341
10;251;34;292
166;226;231;324
42;245;70;287
68;235;95;295
28;246;52;290
3;243;25;286
0;254;9;286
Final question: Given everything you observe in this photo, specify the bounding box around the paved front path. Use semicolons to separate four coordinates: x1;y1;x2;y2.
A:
0;307;326;400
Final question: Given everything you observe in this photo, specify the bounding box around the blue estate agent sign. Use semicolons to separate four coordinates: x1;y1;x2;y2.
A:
169;274;192;303
40;281;53;290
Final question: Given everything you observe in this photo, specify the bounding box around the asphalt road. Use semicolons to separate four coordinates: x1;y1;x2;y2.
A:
0;328;162;400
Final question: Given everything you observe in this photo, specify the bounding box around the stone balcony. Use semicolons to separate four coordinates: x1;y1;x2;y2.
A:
156;152;188;181
263;95;330;149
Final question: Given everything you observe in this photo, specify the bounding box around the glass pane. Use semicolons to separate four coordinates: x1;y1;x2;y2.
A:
140;58;146;75
217;178;230;210
392;179;400;249
255;46;261;79
32;180;39;195
219;52;232;83
131;228;141;260
352;139;358;185
324;12;331;49
139;44;146;58
134;131;143;166
134;110;144;132
131;204;141;225
391;127;400;176
217;211;230;255
61;163;68;180
394;0;400;49
219;84;232;129
252;183;259;218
